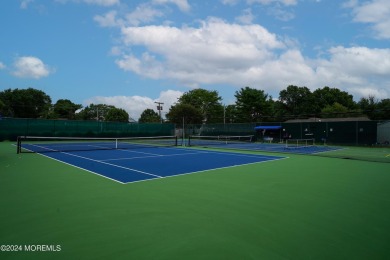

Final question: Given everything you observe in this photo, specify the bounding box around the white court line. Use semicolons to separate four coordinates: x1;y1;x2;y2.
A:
23;143;288;185
26;144;163;179
20;145;126;184
102;149;283;162
160;157;288;182
122;156;289;184
173;148;286;160
38;153;127;184
101;151;213;162
311;147;346;155
59;151;163;178
115;148;162;156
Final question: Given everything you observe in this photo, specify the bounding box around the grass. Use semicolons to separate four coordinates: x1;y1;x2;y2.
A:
316;145;390;163
1;141;390;259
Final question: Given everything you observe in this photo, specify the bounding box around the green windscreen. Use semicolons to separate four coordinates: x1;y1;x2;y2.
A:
0;118;175;140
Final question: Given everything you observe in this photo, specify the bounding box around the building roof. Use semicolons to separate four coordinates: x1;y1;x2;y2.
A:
254;126;282;130
284;117;370;123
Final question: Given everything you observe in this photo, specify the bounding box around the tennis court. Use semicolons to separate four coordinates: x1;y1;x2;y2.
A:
17;136;285;183
188;135;343;154
1;139;390;259
186;136;390;163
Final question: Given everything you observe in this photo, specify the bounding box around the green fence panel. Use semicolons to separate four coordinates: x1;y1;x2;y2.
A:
0;118;382;145
0;118;175;141
279;121;378;145
181;121;380;146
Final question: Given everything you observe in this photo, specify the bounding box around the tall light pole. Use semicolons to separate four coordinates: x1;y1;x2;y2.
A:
155;101;164;123
223;104;226;125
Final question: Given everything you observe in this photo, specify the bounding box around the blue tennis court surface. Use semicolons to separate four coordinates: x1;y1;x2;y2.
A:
31;146;285;184
190;141;342;154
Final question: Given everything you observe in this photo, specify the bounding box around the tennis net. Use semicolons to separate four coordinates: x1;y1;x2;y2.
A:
188;135;254;147
17;135;178;153
285;138;315;149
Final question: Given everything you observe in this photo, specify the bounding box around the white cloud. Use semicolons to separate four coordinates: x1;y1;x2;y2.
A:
152;0;190;12
324;46;390;76
221;0;240;5
116;18;287;89
110;46;123;56
56;0;119;6
348;87;388;99
247;0;298;6
342;0;358;9
83;0;119;5
222;0;298;6
113;17;390;100
347;0;390;39
125;4;165;26
20;0;34;9
245;0;297;21
267;5;295;21
235;8;255;24
312;46;390;98
12;56;53;79
84;90;183;120
94;0;191;29
118;18;285;84
0;62;5;70
94;4;166;28
94;11;120;27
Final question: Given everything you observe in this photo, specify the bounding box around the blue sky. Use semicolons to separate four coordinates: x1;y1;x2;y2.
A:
1;0;389;120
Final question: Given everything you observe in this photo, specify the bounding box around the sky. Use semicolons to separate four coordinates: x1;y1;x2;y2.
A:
1;0;390;120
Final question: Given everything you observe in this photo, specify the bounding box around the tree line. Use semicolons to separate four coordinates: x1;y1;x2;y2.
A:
0;88;129;122
1;86;389;124
161;86;390;124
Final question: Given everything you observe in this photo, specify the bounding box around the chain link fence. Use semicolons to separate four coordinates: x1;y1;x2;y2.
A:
0;118;175;141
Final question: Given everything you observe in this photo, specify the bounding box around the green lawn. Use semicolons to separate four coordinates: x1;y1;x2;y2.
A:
1;141;390;259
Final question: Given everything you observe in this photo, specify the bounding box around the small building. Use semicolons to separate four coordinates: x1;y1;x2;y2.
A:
254;125;282;142
281;117;376;146
377;121;390;144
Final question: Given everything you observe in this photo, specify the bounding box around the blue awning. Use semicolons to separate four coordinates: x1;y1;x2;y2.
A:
254;126;282;130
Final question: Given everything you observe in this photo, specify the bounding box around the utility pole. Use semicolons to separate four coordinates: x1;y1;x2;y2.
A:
223;104;226;125
155;101;164;123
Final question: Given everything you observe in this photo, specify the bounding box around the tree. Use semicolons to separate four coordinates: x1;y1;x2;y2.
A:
321;102;349;118
166;103;203;125
105;108;129;122
0;88;52;118
278;85;315;117
313;86;356;113
139;109;161;123
52;99;82;119
224;104;239;123
359;96;390;120
265;98;290;121
177;89;223;123
234;86;272;122
376;99;390;120
0;89;13;117
0;99;5;116
76;104;115;121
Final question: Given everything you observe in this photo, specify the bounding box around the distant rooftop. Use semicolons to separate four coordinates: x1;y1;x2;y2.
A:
285;117;370;123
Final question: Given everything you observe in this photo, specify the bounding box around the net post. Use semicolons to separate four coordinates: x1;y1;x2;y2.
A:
16;136;21;154
182;117;185;147
115;138;118;149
